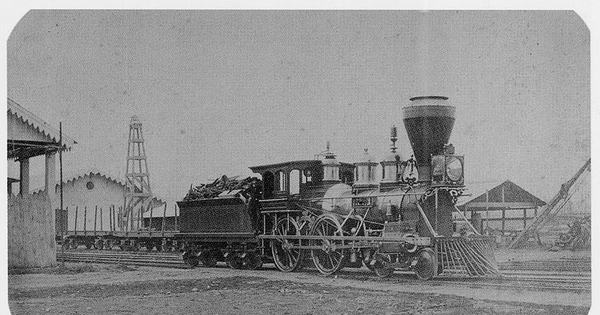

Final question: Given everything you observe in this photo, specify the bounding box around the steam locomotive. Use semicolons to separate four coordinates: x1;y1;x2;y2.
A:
177;96;500;279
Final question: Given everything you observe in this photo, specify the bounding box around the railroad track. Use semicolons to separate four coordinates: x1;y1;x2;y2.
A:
56;251;188;269
56;251;590;292
498;259;590;272
429;272;591;292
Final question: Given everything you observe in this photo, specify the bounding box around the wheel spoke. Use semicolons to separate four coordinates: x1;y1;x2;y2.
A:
310;215;346;275
272;216;303;272
328;254;335;269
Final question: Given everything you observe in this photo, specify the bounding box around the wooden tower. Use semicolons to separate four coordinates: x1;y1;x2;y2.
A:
124;116;153;230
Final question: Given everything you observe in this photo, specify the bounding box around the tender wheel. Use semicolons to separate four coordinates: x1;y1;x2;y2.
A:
160;242;169;252
200;251;218;268
226;256;243;269
310;214;346;276
372;253;394;278
183;251;200;267
94;239;104;250
70;240;79;249
146;244;154;252
414;248;437;280
244;253;263;270
85;243;93;250
272;216;304;272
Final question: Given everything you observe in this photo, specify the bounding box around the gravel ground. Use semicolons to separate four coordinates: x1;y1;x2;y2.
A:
6;262;591;315
494;248;590;263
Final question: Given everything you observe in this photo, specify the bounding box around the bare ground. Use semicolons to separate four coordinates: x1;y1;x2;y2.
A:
7;261;590;315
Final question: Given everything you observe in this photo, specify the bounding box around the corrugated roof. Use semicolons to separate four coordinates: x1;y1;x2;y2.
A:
62;170;126;187
7;97;76;149
33;170;165;206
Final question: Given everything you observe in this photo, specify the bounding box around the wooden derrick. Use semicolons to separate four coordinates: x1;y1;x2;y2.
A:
509;159;590;249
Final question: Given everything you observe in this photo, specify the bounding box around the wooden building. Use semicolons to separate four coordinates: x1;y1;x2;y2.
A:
7;98;76;268
457;180;546;239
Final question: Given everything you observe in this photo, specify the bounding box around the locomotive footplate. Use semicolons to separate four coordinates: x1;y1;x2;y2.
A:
259;234;430;250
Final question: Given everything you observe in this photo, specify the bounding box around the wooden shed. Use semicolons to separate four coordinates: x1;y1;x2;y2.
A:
7;98;76;268
457;180;546;236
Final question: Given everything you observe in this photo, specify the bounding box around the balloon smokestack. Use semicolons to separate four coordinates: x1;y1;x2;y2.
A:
402;96;455;167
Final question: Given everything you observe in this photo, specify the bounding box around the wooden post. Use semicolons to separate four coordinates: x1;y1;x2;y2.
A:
74;206;79;236
63;206;68;235
130;208;134;232
130;207;134;232
109;206;113;232
59;123;64;265
94;206;98;235
485;190;489;232
501;209;506;234
174;204;178;231
100;207;103;231
162;203;167;234
149;204;153;231
118;206;122;231
83;206;87;234
122;196;127;231
501;185;505;234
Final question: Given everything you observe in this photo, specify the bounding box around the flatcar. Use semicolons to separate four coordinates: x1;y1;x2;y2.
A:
176;96;500;279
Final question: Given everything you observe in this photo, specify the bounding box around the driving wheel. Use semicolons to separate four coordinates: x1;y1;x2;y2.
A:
310;214;346;276
272;216;304;272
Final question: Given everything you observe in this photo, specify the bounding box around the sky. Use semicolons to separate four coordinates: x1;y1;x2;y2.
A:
5;10;591;203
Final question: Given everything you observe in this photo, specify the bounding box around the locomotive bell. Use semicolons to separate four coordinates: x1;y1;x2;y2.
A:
403;96;455;181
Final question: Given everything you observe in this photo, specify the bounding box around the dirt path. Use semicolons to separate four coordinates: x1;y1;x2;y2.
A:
8;264;590;315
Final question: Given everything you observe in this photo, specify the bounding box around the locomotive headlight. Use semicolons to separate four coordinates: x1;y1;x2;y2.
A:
445;156;463;181
431;155;445;176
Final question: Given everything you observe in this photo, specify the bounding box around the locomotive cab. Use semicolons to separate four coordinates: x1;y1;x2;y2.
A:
249;149;354;203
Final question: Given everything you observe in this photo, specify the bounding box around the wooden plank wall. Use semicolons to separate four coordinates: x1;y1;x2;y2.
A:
8;194;56;268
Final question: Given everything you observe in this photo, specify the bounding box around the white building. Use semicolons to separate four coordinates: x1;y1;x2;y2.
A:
36;171;165;233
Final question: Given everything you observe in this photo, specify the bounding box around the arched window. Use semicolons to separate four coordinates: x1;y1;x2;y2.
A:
275;170;286;191
290;169;300;195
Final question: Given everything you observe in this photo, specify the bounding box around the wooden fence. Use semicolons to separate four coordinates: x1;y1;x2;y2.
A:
8;193;55;268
